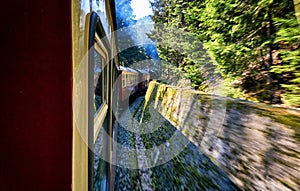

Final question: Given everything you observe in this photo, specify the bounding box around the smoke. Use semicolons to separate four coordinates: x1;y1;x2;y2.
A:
115;0;159;60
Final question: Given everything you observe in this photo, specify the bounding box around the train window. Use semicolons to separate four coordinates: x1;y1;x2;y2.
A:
129;74;131;86
131;74;133;85
122;74;126;88
94;50;103;112
93;0;110;38
93;32;109;140
93;117;108;191
94;33;108;115
103;61;108;101
88;12;110;191
93;34;109;191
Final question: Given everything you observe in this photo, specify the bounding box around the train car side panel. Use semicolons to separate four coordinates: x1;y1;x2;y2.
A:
1;1;72;190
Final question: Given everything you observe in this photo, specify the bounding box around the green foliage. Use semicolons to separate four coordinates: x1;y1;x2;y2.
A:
151;0;299;106
271;17;300;106
184;64;205;88
218;78;245;98
149;0;215;88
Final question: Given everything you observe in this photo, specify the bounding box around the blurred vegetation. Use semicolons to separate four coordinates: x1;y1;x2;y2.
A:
150;0;300;107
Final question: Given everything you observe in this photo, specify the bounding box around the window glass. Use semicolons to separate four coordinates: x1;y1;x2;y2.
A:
94;120;108;191
94;50;102;113
122;76;126;88
92;0;110;37
129;74;131;86
103;61;107;101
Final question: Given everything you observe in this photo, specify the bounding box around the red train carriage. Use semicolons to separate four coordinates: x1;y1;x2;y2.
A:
1;0;150;190
117;66;151;106
137;69;151;94
118;66;139;103
1;0;119;191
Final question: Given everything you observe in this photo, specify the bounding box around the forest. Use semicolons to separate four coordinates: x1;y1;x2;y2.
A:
149;0;300;107
116;0;300;107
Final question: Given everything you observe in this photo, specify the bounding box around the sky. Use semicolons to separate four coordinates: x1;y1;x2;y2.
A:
115;0;158;60
131;0;153;19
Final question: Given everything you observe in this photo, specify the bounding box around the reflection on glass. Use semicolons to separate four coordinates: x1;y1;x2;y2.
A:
103;65;107;101
94;128;107;191
94;50;102;113
92;0;110;36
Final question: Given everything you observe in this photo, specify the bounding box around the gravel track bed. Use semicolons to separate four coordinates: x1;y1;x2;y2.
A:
114;96;239;190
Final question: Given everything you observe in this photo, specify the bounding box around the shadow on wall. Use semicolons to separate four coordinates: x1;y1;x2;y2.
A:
145;81;300;191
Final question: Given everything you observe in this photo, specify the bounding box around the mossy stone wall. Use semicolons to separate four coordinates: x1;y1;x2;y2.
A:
144;81;300;191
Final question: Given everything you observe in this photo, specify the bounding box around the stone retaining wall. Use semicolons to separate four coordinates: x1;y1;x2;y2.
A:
144;81;300;191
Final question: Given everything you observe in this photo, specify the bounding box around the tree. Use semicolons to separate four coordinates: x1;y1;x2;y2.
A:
271;16;300;106
150;0;215;89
